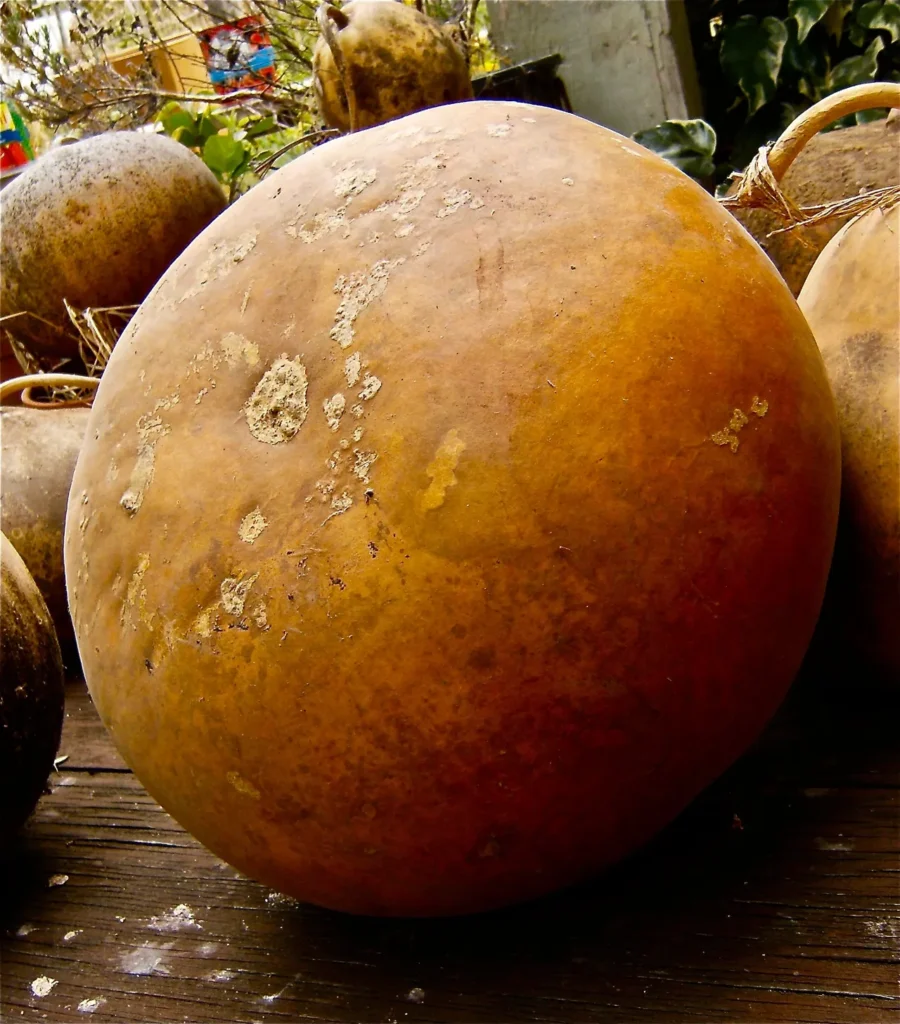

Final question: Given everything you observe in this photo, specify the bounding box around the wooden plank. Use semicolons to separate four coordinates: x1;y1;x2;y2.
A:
1;679;897;1023
57;681;128;772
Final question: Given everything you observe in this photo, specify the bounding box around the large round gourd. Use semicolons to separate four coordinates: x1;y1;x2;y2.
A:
800;202;899;677
1;532;65;839
0;132;226;362
1;404;91;666
64;102;840;916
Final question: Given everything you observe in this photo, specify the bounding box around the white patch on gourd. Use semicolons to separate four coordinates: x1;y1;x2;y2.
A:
344;352;361;387
331;491;353;513
252;601;269;630
286;206;349;244
221;331;260;369
437;188;483;218
358;373;382;401
351;450;377;484
120;392;180;514
220;573;259;616
375;151;447;223
333;160;377;198
710;398;768;453
244;357;309;444
421;429;466;511
180;232;257;302
323;393;346;431
331;259;404;349
226;771;260;800
238;508;268;544
121;552;152;628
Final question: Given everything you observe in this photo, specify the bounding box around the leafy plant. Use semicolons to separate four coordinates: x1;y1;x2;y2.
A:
683;0;900;183
155;98;332;200
632;119;718;181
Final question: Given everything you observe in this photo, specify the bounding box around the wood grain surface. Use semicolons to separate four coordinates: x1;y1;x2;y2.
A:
1;676;897;1024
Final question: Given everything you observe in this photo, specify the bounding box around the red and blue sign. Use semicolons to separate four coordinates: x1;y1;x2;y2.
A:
0;100;34;170
199;16;276;97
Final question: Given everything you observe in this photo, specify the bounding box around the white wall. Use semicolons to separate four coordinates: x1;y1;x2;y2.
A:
486;0;702;137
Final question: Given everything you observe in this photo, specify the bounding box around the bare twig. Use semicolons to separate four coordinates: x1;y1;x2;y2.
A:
252;127;339;176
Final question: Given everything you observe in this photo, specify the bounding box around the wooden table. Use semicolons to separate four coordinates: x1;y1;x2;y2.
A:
2;675;897;1023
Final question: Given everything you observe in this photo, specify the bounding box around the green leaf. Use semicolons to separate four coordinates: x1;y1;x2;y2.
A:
243;115;277;139
856;0;900;42
720;16;789;115
197;112;225;142
828;35;885;91
788;0;831;43
157;101;195;137
171;124;199;149
782;16;829;98
822;0;854;40
847;19;870;46
202;134;247;178
632;119;717;180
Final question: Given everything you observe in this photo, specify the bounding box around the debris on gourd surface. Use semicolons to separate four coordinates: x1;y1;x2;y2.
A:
65;100;840;917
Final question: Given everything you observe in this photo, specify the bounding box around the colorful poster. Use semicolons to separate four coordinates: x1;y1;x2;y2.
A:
0;100;35;170
198;16;275;97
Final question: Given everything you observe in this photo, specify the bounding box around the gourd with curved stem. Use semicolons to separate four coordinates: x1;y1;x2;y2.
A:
312;0;472;133
0;374;97;667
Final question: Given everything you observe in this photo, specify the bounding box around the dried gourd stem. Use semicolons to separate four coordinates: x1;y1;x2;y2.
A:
317;4;349;83
0;373;100;406
767;82;900;181
720;83;900;231
21;387;93;409
317;2;361;132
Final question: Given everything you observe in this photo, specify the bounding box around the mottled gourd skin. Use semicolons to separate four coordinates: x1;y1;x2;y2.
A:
313;0;472;133
1;407;91;668
0;132;226;361
65;102;840;917
0;533;64;841
800;204;899;680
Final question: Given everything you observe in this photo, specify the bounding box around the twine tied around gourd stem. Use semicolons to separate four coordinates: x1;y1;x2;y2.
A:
719;82;900;239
